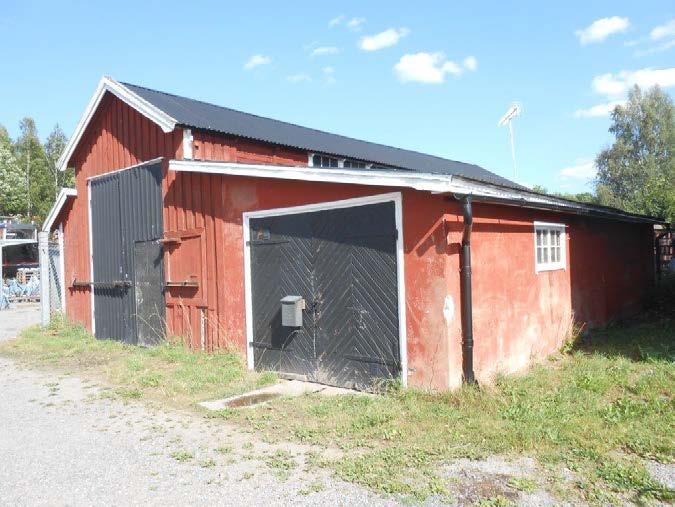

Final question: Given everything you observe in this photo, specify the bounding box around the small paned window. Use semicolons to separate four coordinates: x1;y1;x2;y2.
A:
312;154;339;168
534;222;566;272
343;160;367;168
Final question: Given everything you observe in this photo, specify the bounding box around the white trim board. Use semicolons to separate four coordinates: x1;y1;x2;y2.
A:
42;188;77;232
87;180;96;335
58;223;66;313
242;191;408;387
86;157;164;181
57;77;176;172
169;159;653;223
172;159;459;193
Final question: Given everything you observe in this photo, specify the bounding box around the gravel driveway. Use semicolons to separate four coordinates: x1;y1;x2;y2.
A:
0;304;40;342
0;358;394;507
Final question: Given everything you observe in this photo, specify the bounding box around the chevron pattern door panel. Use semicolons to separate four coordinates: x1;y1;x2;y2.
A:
249;201;400;389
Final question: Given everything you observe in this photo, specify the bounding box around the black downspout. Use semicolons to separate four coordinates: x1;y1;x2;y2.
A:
459;196;476;384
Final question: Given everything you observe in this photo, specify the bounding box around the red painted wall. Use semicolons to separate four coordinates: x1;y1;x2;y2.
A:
60;93;655;390
61;93;182;330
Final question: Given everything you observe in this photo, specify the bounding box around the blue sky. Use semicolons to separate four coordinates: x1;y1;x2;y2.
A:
1;1;674;193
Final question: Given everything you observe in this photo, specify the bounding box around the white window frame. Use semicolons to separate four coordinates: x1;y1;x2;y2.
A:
308;152;372;169
534;221;566;273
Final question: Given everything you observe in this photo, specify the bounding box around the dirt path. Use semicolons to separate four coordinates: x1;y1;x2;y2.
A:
0;357;394;506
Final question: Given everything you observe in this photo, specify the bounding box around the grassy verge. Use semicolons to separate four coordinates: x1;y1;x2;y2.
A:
232;318;674;503
1;315;672;503
0;315;275;408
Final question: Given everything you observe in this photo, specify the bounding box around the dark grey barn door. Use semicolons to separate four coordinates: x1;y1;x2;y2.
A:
249;201;400;390
90;161;165;345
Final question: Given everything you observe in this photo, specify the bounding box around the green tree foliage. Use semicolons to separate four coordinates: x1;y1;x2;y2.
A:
15;118;52;220
45;124;74;191
531;184;599;205
0;125;27;215
596;85;675;223
1;119;71;222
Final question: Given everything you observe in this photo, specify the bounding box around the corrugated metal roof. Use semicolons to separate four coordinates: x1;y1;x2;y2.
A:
122;82;522;189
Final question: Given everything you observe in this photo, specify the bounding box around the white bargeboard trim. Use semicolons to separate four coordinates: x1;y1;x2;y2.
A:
42;188;77;232
57;77;177;172
242;191;408;386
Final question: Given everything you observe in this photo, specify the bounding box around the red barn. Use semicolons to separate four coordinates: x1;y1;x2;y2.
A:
46;77;661;390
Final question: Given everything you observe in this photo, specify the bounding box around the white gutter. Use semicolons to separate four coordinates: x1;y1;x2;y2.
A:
42;188;77;232
57;77;177;172
168;159;663;223
169;159;466;193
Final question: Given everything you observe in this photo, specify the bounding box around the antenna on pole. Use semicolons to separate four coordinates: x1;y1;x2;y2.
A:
498;103;522;180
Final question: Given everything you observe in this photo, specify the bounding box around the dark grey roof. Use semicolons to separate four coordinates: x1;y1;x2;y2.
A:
122;82;521;188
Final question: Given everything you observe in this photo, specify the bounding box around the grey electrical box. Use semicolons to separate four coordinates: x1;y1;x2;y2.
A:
281;295;305;327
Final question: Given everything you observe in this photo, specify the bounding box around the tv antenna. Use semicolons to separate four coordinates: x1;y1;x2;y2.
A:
498;103;522;180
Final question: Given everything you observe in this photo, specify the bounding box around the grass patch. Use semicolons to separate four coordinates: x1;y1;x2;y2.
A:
507;477;537;493
170;450;194;462
0;317;276;409
265;449;298;480
2;314;672;503
234;318;674;502
200;458;216;468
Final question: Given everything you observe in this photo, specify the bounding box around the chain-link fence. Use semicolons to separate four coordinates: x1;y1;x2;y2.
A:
47;241;63;313
38;231;65;325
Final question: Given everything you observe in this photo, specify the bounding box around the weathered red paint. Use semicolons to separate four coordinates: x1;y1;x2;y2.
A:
58;92;655;389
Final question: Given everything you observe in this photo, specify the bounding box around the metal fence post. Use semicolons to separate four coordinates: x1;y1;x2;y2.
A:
38;231;50;327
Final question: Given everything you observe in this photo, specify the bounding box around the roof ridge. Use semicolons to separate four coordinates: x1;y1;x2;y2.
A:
120;81;477;168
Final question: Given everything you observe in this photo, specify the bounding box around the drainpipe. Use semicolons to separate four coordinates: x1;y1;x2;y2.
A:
458;195;476;384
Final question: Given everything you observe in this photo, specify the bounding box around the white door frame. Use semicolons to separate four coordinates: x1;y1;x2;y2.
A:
242;191;408;386
58;223;66;313
87;179;96;335
86;159;164;336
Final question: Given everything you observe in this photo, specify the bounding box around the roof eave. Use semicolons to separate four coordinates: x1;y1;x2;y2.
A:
450;175;665;225
169;160;665;225
42;188;77;232
57;77;177;172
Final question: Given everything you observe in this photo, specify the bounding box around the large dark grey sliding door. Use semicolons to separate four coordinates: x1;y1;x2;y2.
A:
90;161;165;345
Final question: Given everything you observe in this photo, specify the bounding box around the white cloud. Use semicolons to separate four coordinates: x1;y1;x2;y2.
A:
329;15;344;27
359;28;409;51
575;16;630;45
463;56;478;71
623;20;675;56
394;52;466;84
559;160;597;180
243;54;271;70
574;100;625;118
575;67;675;119
311;46;339;57
650;19;675;40
634;39;675;57
322;66;336;85
287;73;311;83
347;17;366;31
592;67;675;97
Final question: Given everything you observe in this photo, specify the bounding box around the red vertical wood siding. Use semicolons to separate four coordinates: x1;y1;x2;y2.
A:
61;93;181;332
59;93;655;389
